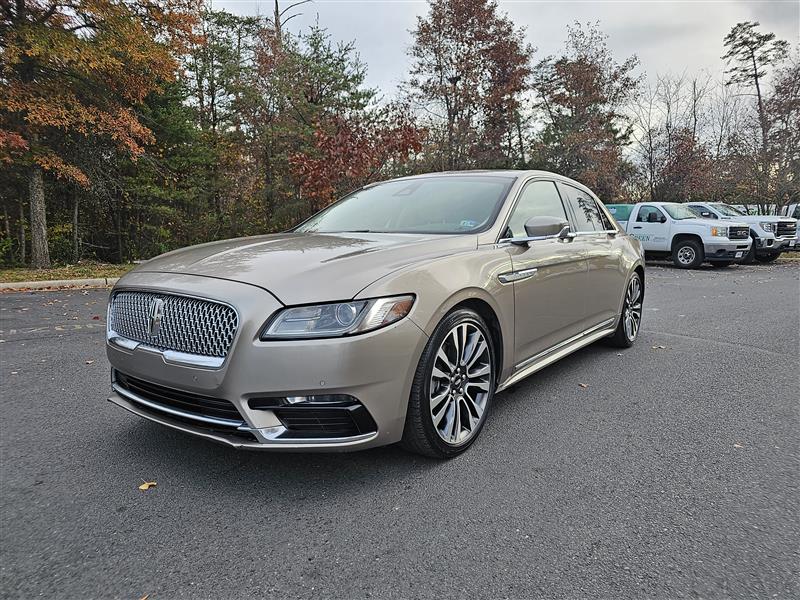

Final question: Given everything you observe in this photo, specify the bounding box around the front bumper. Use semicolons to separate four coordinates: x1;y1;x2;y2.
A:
704;239;752;262
756;235;796;253
106;272;429;451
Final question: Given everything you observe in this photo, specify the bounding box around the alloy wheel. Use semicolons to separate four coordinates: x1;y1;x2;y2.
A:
623;275;643;341
429;322;493;445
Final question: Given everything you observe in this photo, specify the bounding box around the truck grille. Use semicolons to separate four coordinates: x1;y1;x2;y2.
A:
728;226;749;240
776;221;796;238
109;291;238;358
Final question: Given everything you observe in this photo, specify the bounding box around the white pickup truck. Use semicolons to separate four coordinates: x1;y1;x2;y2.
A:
606;202;752;269
686;202;797;263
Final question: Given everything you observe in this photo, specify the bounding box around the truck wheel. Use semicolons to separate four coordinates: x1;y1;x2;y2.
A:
755;253;780;263
711;261;734;268
672;239;704;269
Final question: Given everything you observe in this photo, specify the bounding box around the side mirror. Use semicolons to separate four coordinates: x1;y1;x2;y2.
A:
524;216;571;238
701;212;711;218
661;216;667;223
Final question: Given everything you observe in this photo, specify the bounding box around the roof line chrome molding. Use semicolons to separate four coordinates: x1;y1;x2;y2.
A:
107;332;226;369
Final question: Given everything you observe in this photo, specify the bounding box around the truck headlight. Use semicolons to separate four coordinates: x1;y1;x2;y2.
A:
760;222;774;232
710;226;728;237
261;295;415;339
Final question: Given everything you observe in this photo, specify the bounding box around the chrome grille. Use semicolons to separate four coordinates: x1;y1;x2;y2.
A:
109;291;238;358
776;221;796;238
728;226;749;240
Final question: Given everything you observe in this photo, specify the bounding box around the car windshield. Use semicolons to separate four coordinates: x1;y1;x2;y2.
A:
662;203;699;220
711;203;745;217
295;176;515;234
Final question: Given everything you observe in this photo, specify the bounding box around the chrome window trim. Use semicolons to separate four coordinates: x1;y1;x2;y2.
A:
494;176;572;243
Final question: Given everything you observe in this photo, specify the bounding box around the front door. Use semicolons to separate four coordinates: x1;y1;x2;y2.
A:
630;205;670;252
500;179;589;365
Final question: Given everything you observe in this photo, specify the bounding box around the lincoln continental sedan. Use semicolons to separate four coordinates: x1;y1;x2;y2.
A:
106;170;645;457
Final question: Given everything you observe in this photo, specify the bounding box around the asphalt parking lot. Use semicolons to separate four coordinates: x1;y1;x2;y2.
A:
1;262;798;599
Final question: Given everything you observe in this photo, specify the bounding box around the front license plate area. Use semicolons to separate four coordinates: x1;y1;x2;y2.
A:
735;251;743;258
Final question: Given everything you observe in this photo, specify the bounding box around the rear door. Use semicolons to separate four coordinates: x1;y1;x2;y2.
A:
558;183;627;326
501;179;589;364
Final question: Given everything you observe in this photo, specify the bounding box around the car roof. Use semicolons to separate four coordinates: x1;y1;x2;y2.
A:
373;169;594;191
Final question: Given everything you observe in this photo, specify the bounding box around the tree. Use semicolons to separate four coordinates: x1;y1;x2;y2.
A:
0;0;199;267
530;22;639;200
406;0;533;170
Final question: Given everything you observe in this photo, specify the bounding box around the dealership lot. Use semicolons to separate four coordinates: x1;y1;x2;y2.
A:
1;263;798;599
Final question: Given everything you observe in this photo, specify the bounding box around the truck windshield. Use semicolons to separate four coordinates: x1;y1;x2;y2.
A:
295;176;515;234
662;204;699;220
711;203;745;217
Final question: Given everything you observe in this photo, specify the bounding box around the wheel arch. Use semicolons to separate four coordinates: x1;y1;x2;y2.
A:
670;232;704;251
449;297;504;386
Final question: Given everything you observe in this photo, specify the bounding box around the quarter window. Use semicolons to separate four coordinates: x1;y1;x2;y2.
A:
505;181;568;237
563;185;610;231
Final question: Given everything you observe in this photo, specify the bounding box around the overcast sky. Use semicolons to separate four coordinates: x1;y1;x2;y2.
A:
213;0;799;94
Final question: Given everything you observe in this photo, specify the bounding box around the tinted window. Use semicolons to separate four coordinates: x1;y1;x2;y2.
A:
505;181;568;237
296;176;515;234
636;205;666;223
563;185;609;231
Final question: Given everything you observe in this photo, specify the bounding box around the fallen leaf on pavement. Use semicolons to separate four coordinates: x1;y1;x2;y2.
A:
138;481;157;491
651;345;667;350
578;383;589;388
85;360;95;365
733;443;743;448
91;315;100;320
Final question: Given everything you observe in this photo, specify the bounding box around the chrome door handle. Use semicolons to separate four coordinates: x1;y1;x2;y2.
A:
498;268;538;284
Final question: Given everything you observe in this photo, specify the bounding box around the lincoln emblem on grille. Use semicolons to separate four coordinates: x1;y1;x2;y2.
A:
147;298;165;337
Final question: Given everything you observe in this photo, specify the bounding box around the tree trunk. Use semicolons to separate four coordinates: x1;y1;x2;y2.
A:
72;196;79;262
18;200;26;264
28;164;50;268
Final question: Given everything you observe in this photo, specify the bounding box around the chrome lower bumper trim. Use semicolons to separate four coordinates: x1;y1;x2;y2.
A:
112;382;245;427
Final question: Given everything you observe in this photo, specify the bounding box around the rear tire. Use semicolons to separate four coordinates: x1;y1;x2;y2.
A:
755;253;780;263
606;272;643;348
672;239;704;269
401;309;496;458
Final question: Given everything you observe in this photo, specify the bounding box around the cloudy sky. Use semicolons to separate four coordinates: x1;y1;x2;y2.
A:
214;0;799;93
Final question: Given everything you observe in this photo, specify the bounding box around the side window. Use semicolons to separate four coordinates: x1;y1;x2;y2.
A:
506;181;568;237
636;205;665;223
563;185;608;232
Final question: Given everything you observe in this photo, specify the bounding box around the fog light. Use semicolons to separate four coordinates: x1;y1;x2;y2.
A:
249;394;358;410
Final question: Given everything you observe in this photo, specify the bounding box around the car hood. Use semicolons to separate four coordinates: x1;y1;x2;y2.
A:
131;232;477;305
683;218;748;228
718;215;794;224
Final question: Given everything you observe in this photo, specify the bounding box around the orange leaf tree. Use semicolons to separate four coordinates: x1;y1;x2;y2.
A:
0;0;200;267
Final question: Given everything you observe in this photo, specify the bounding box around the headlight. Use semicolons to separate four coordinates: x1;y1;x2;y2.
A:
760;222;774;232
710;226;728;237
261;295;415;339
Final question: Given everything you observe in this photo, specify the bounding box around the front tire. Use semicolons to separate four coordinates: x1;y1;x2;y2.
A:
401;309;496;458
672;239;704;269
606;272;643;348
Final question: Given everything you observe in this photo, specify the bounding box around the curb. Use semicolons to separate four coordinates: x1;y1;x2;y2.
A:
0;277;119;291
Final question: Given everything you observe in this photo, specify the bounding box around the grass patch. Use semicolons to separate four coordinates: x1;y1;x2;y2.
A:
0;262;136;283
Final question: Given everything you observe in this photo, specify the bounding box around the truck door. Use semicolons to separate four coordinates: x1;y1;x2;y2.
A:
630;205;670;251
